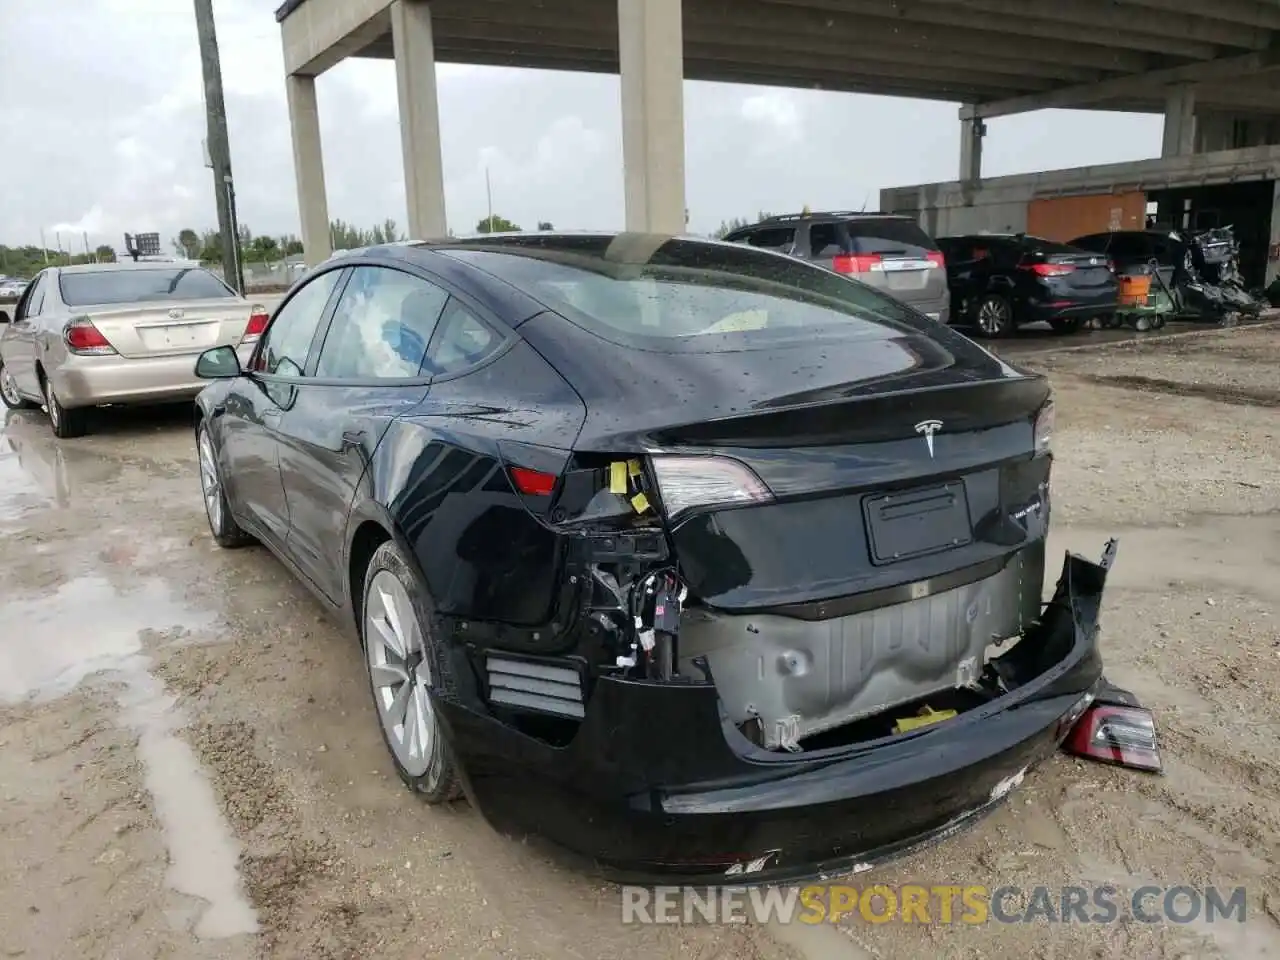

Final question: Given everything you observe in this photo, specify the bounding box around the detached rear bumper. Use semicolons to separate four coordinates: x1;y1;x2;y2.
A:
51;345;255;408
437;547;1112;884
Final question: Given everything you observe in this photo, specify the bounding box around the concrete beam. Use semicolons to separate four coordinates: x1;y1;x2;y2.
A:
961;49;1280;119
423;15;1106;84
391;0;448;239
1118;0;1280;32
1162;85;1197;157
618;0;686;235
285;74;331;266
281;0;390;76
756;0;1217;60
936;0;1274;50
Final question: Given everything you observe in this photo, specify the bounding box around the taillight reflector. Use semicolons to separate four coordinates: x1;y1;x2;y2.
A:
64;319;116;355
1023;262;1076;277
242;308;269;343
510;466;557;497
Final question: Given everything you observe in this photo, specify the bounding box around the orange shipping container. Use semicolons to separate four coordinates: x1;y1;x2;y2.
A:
1027;192;1147;243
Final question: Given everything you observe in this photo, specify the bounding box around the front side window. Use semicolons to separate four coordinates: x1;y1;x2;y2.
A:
59;268;235;307
254;269;342;376
315;266;448;379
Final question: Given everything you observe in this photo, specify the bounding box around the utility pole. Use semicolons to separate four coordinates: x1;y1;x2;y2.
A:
193;0;243;293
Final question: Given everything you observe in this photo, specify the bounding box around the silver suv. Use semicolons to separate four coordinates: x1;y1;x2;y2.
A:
724;212;950;323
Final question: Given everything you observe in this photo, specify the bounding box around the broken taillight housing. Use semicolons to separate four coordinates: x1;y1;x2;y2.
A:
1064;704;1162;773
1034;400;1054;454
649;455;773;523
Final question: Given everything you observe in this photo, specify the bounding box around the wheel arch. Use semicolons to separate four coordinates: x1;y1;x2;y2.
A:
344;501;434;643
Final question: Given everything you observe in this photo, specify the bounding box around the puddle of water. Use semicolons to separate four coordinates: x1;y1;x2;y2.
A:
0;445;50;521
0;575;259;940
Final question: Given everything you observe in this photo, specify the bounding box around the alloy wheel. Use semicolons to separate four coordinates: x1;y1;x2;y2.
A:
44;381;60;430
978;298;1010;336
198;428;223;532
365;569;437;779
0;367;21;407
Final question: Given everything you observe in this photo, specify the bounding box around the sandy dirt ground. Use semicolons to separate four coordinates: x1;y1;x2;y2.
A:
2;323;1280;960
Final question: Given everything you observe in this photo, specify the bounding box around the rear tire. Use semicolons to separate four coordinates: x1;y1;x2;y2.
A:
361;540;463;804
0;359;35;410
973;294;1015;338
1048;317;1081;335
43;378;88;438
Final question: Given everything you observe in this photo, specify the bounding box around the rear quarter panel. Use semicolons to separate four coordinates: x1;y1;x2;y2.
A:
361;336;587;626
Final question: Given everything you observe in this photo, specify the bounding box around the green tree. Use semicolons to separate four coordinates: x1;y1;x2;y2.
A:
537;221;554;231
94;245;116;263
476;215;520;234
174;228;199;259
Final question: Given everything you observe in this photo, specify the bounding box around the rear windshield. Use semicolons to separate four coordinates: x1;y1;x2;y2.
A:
59;268;235;307
440;238;941;352
843;219;939;257
1023;237;1088;256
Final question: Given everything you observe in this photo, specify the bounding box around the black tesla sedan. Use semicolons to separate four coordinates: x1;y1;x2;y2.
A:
192;233;1114;882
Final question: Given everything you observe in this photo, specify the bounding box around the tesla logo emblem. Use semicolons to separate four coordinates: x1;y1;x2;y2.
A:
915;419;943;458
168;308;184;319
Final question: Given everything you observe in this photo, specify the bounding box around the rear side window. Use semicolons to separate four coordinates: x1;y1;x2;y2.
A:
316;266;448;379
59;268;235;306
425;300;500;375
743;227;796;252
842;219;939;257
808;223;844;257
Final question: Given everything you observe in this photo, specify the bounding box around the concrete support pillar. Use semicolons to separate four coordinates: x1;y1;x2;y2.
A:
960;112;985;184
1162;85;1197;158
392;0;448;239
618;0;686;234
285;73;331;266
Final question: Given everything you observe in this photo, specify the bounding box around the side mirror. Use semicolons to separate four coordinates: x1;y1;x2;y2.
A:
0;310;9;324
195;345;242;379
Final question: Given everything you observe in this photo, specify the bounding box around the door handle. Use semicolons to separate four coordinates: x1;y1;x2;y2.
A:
342;429;367;449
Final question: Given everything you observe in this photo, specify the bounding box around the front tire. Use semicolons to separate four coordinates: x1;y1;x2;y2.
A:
973;294;1015;338
0;359;35;410
44;378;88;438
362;540;462;804
197;422;253;548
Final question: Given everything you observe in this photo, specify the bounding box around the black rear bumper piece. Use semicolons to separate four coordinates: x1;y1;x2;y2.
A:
436;546;1112;885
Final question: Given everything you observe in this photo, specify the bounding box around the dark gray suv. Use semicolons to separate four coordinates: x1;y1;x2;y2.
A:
724;212;950;323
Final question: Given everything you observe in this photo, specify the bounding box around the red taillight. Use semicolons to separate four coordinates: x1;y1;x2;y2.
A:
510;466;557;497
242;307;269;343
1064;704;1162;773
64;319;116;355
832;253;882;274
1022;262;1076;277
927;251;946;268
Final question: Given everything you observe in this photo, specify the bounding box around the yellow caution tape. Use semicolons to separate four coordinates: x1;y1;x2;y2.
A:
630;492;651;514
893;706;957;734
609;461;628;494
627;459;642;478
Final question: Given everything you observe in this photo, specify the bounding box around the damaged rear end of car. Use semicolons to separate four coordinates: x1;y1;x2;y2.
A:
425;238;1121;882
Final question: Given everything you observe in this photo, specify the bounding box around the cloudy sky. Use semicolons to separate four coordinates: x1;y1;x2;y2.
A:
0;0;1164;253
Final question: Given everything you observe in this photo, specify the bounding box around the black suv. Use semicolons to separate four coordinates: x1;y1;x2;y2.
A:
723;212;950;322
935;233;1119;338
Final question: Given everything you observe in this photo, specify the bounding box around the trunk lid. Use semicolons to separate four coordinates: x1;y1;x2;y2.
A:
79;299;255;359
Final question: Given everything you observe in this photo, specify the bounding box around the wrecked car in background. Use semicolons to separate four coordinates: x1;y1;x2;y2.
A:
191;233;1157;883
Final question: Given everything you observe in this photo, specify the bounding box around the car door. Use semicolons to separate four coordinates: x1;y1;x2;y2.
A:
3;273;48;397
275;263;447;602
221;266;345;550
935;237;976;315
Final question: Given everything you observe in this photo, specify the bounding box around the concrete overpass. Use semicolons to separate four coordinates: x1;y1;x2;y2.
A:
275;0;1280;264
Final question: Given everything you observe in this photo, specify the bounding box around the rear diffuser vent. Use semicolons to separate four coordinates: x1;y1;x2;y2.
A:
485;655;585;720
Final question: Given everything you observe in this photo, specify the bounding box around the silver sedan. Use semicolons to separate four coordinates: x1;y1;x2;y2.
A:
0;261;264;437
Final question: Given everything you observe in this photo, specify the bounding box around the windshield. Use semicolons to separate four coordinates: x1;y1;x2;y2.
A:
440;237;937;352
59;268;236;307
